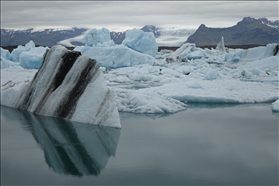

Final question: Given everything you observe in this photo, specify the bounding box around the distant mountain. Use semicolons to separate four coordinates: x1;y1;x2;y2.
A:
110;31;126;44
1;27;88;47
141;25;160;37
186;17;279;46
1;25;161;47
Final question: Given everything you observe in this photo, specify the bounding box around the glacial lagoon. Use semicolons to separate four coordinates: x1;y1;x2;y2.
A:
1;103;278;185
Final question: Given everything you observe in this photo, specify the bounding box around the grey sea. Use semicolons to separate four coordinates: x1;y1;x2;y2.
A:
1;103;278;185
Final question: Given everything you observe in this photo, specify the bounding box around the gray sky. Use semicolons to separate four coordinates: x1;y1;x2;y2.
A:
1;1;278;31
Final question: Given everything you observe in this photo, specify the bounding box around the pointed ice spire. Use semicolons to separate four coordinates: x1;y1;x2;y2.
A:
216;36;226;53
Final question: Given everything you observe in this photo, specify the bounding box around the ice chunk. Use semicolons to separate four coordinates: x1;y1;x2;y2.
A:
271;100;279;112
114;89;186;114
1;48;11;60
172;43;208;61
216;36;226;53
10;40;35;62
225;52;241;63
122;29;158;57
225;43;278;63
75;46;157;69
187;50;205;60
1;58;20;68
1;45;121;128
19;47;48;69
143;80;278;104
205;70;218;80
250;68;262;76
84;28;115;47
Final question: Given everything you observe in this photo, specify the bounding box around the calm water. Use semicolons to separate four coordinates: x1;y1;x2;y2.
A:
1;104;278;185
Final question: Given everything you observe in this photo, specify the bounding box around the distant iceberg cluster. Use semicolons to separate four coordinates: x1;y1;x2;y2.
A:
1;40;48;69
1;28;279;118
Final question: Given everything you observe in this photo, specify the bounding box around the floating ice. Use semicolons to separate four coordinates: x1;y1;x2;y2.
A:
114;89;186;114
1;42;279;115
1;48;11;60
0;58;20;68
10;40;35;62
171;43;208;61
75;45;157;69
84;28;115;47
122;29;158;57
143;80;278;103
216;36;226;53
225;43;278;63
1;45;121;128
271;100;279;112
19;47;48;69
205;70;218;80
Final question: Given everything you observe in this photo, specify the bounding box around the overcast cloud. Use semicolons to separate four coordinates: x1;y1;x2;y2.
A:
1;1;278;31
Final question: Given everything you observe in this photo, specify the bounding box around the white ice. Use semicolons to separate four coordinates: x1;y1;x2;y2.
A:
75;46;157;69
1;47;12;60
19;47;48;69
1;46;121;128
10;40;35;62
271;100;279;112
1;34;278;115
1;40;49;69
122;29;158;57
84;28;115;47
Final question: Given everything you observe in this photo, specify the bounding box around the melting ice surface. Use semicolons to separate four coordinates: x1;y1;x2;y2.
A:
1;36;279;114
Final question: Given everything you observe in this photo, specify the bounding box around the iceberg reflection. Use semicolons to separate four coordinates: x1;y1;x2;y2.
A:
1;106;121;177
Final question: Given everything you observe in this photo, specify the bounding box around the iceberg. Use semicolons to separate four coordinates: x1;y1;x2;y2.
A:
1;58;20;68
19;46;48;69
225;43;278;63
10;40;35;62
271;100;279;112
122;29;158;57
1;45;121;128
1;42;278;115
171;43;208;62
84;28;115;47
142;80;278;104
1;47;11;60
216;36;226;53
75;45;157;69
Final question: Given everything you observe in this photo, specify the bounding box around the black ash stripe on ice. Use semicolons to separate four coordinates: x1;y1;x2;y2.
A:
54;58;98;119
53;51;81;91
33;51;81;113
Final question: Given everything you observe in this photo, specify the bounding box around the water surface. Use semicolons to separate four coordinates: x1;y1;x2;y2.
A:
1;104;278;185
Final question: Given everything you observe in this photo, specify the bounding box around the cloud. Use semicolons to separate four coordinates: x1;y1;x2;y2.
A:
1;1;278;30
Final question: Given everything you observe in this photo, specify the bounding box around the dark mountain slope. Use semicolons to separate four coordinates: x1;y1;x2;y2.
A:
186;17;279;46
1;27;87;47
